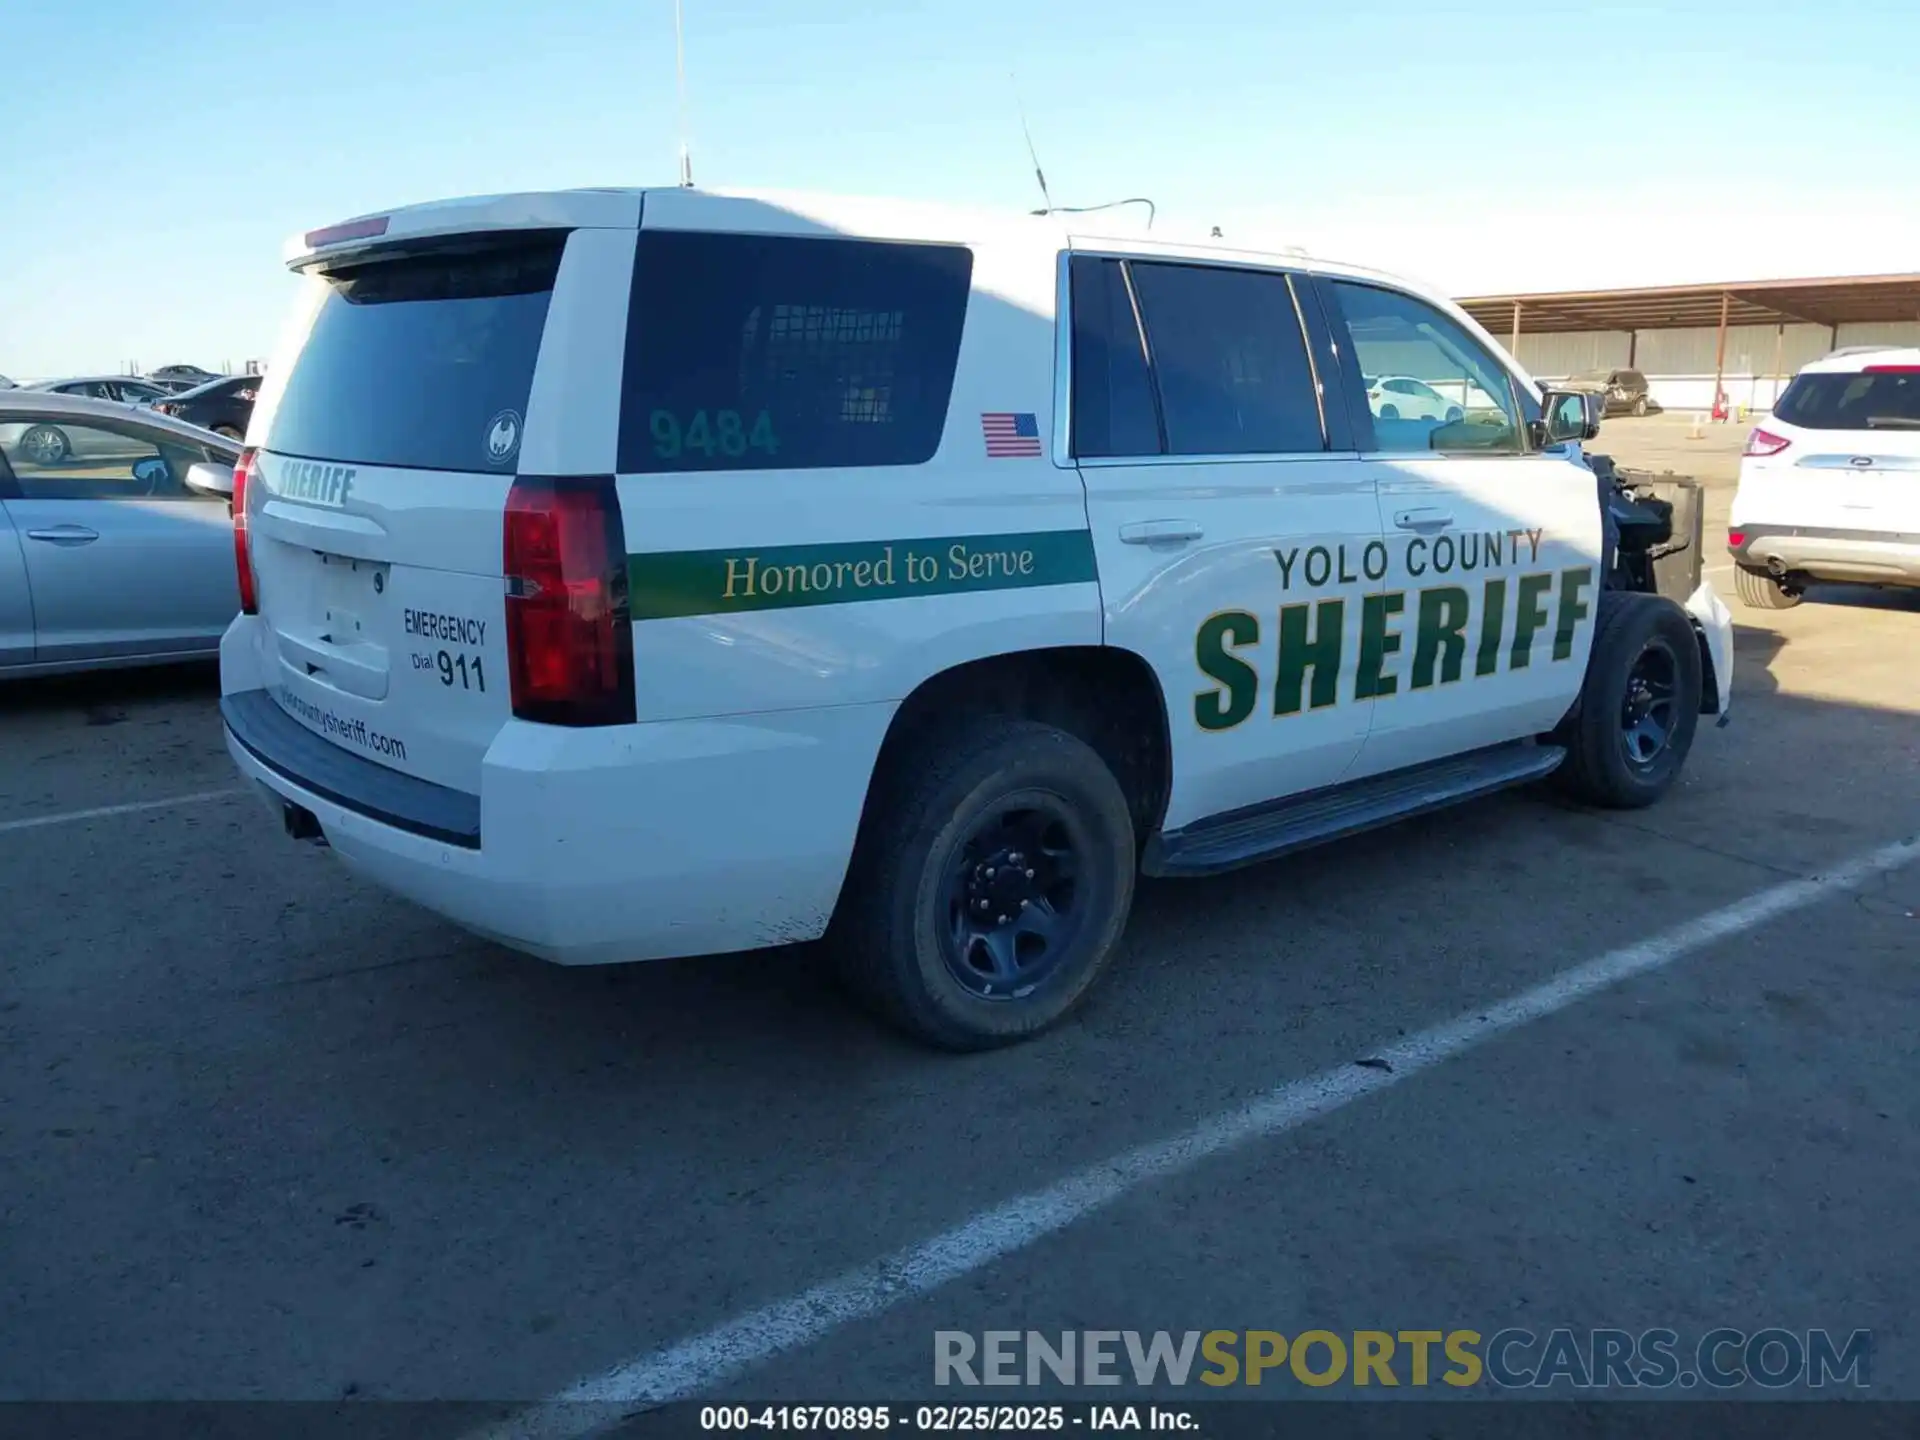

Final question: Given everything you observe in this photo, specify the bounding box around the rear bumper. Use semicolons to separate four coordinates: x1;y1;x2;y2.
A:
218;620;890;965
1730;525;1920;584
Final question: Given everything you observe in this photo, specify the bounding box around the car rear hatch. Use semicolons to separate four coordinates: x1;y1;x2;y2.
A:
242;195;639;797
1758;361;1920;533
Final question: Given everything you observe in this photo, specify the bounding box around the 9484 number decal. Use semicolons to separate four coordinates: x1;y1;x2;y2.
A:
650;408;779;462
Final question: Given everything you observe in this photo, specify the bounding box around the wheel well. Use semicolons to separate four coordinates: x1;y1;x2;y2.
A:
865;647;1173;844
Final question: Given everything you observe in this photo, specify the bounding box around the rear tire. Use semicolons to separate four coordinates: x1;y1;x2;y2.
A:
18;424;70;465
212;424;243;441
1734;564;1802;610
1632;395;1649;417
1554;591;1702;809
830;717;1136;1051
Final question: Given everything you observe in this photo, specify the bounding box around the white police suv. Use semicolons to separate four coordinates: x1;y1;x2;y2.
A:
1730;346;1920;609
219;187;1734;1049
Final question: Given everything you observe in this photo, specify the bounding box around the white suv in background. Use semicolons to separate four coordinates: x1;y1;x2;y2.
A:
1729;347;1920;609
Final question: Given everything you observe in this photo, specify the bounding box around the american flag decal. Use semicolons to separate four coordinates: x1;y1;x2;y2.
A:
981;411;1043;458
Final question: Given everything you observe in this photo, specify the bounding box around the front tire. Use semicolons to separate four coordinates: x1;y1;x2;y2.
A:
831;717;1136;1051
1632;395;1649;417
1734;564;1802;610
1554;591;1703;809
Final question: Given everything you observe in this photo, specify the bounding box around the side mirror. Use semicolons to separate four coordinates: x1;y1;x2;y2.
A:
183;459;237;499
1536;388;1601;446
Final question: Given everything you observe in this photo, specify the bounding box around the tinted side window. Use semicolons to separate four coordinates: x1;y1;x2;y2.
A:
620;231;973;473
1069;257;1161;458
1128;263;1324;456
1327;281;1521;454
267;234;562;473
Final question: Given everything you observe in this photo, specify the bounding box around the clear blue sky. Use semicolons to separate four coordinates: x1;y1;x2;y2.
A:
4;0;1915;378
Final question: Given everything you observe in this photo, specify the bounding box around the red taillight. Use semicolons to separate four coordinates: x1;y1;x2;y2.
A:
502;478;635;726
1744;427;1791;458
233;448;259;615
1862;364;1920;374
1727;530;1746;548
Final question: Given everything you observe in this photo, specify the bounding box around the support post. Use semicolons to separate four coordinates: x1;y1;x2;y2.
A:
1770;323;1785;410
1510;302;1522;358
1711;292;1731;417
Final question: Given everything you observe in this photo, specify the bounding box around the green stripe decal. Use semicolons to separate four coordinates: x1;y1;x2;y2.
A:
628;531;1099;620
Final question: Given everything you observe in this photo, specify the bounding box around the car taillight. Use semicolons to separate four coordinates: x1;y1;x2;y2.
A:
1727;530;1745;548
233;448;259;615
1744;427;1791;457
503;477;635;726
1863;364;1920;374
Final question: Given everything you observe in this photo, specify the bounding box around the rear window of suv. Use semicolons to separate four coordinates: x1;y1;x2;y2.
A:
266;234;564;473
1775;369;1920;430
619;231;973;472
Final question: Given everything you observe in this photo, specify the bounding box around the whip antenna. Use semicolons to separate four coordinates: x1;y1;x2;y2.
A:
675;0;695;186
1010;72;1053;214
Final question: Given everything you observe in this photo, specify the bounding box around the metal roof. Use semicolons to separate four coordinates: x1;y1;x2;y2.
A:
1457;273;1920;335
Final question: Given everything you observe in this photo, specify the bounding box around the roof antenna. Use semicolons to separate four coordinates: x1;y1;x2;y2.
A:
674;0;695;187
1010;72;1053;215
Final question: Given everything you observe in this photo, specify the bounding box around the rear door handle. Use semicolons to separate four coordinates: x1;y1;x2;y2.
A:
1119;519;1203;545
1393;509;1454;532
26;525;100;546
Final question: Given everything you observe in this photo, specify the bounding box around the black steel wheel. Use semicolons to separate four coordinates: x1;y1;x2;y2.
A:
831;716;1136;1050
1619;637;1679;766
939;797;1088;1001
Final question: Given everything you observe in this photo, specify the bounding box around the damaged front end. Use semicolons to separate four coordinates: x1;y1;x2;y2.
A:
1590;453;1735;722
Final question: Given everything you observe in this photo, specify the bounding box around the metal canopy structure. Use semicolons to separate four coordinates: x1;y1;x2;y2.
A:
1457;273;1920;408
1457;273;1920;337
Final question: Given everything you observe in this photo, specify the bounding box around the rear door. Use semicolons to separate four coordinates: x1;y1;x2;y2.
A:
0;413;234;662
245;218;634;794
1766;365;1920;535
1069;252;1382;827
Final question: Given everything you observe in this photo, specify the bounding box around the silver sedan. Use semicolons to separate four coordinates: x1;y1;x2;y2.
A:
0;390;241;677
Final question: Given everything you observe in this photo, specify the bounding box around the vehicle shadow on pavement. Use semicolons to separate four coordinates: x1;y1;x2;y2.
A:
1;658;218;717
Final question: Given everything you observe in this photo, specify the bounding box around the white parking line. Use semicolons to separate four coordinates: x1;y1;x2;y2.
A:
476;833;1920;1439
0;790;240;837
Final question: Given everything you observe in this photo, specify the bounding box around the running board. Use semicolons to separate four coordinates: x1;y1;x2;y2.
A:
1143;742;1567;878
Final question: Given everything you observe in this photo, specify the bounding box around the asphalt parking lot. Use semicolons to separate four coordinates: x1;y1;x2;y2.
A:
4;416;1918;1422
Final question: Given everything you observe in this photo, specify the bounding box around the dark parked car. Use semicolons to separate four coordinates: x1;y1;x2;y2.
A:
150;374;259;440
1565;367;1655;417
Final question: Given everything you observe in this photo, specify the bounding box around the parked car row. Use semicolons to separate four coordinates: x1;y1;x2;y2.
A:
10;366;261;440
